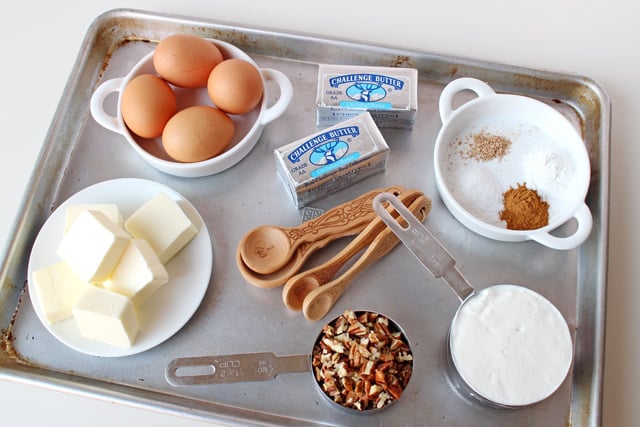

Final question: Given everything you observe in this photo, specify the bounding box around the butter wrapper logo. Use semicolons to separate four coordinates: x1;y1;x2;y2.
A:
287;126;360;164
329;73;405;107
317;65;418;129
275;112;390;207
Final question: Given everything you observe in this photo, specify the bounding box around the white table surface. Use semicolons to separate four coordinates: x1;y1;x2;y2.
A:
2;1;637;425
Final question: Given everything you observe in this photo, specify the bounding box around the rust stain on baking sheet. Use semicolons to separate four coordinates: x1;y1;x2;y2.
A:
98;37;152;79
0;281;31;365
511;73;604;147
92;15;157;79
391;55;413;68
213;30;254;48
512;74;559;93
205;29;294;59
564;365;596;427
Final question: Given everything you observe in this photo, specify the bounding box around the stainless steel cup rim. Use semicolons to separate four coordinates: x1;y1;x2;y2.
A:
310;309;414;414
446;285;573;408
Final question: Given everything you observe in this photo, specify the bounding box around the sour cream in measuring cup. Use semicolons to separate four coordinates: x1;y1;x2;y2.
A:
373;193;574;408
449;284;573;407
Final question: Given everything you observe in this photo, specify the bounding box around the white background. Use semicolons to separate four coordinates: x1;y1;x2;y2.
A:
2;1;637;426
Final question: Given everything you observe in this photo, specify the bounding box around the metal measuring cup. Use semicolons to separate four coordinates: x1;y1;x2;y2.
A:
165;310;414;413
373;192;573;408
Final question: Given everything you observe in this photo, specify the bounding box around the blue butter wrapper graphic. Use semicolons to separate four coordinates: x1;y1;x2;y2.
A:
317;64;418;129
274;112;390;207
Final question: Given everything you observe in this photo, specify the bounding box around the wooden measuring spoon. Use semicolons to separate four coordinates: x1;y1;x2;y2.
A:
282;190;427;310
236;224;365;288
238;186;404;274
302;196;431;321
301;195;431;321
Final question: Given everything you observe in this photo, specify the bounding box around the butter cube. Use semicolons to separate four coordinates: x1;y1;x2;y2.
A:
31;262;87;324
56;209;131;283
106;239;169;306
64;204;123;234
125;193;197;264
73;286;139;347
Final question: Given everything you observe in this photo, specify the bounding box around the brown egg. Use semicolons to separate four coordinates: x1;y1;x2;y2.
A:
154;34;223;88
121;74;177;139
207;59;264;115
162;106;235;163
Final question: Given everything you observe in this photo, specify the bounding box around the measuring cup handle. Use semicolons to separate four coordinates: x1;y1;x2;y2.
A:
259;68;293;126
373;192;476;302
166;353;310;386
529;203;593;250
90;77;125;134
439;77;495;124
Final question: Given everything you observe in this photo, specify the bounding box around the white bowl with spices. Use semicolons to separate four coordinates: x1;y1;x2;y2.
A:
433;77;592;250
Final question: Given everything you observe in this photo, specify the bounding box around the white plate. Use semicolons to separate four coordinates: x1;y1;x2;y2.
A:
27;178;213;357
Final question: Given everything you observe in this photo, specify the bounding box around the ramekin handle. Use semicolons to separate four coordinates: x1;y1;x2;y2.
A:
530;203;593;250
439;77;495;124
90;77;125;133
258;68;293;126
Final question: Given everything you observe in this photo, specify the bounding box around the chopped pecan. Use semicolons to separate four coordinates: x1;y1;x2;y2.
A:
341;376;354;392
348;320;369;337
368;383;384;399
379;351;395;362
390;336;406;351
388;382;404;400
360;359;375;376
322;337;345;354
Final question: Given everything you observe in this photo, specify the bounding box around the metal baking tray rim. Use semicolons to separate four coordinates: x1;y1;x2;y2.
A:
0;8;610;427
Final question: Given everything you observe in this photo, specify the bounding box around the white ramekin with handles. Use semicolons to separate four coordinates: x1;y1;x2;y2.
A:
433;77;592;250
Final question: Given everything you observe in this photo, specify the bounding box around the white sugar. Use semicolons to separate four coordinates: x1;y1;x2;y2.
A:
442;124;575;227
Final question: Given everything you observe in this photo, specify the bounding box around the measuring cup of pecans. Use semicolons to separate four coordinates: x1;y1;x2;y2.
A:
165;309;413;413
311;310;414;412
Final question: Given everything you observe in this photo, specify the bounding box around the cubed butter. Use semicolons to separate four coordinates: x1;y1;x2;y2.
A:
125;193;197;264
106;239;169;306
56;210;131;283
31;262;87;324
73;286;139;347
64;204;123;234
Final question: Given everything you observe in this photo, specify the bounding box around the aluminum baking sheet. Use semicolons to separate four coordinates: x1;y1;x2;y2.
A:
0;8;609;427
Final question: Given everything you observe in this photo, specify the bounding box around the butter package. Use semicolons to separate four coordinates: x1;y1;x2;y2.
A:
275;112;389;207
316;64;418;129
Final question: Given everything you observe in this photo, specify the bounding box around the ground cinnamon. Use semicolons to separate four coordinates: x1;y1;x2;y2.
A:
500;183;549;230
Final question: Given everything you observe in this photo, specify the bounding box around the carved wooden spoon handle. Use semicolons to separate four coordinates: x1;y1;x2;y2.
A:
239;186;405;274
282;185;405;245
282;190;424;310
302;194;432;321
